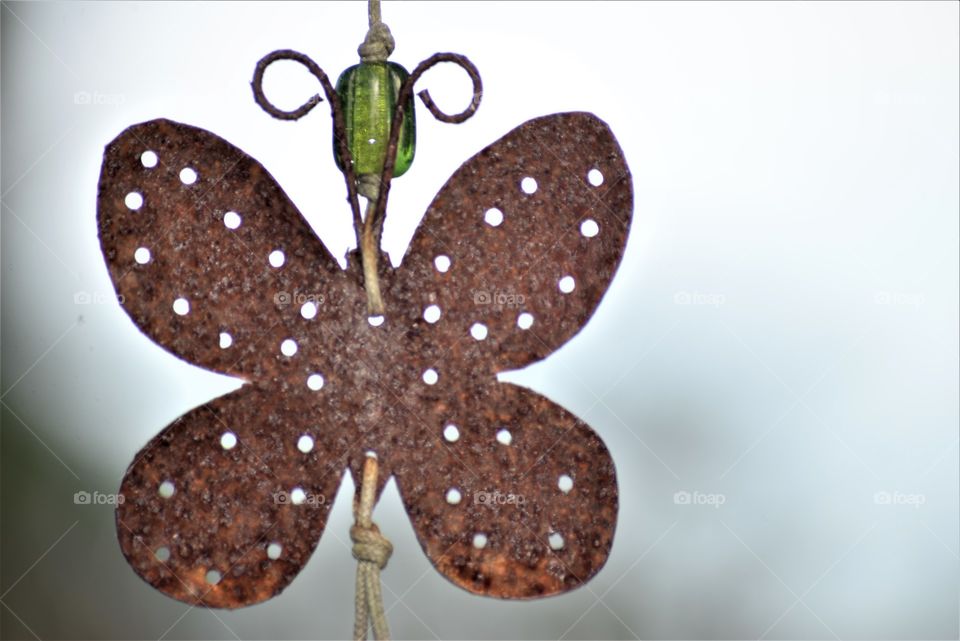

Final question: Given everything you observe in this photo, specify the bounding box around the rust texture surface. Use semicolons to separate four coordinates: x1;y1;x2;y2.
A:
99;112;632;607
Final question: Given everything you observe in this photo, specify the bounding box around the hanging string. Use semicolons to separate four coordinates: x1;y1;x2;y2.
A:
351;454;393;641
352;5;394;613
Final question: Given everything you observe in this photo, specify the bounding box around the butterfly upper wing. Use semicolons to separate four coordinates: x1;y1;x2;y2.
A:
116;385;348;608
394;382;617;598
390;112;632;376
97;118;364;382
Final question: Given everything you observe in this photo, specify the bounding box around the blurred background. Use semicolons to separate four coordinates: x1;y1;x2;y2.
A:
1;1;957;639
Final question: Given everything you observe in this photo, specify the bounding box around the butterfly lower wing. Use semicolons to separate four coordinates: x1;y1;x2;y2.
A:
391;112;632;374
98;118;363;382
116;385;347;608
394;382;618;598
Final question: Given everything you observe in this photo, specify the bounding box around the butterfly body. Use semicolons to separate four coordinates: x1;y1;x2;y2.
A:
100;111;632;606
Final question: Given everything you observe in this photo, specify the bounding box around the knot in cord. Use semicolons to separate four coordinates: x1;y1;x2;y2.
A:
351;523;393;569
358;21;395;63
352;454;391;640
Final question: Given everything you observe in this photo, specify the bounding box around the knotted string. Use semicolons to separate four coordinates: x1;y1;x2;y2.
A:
352;454;392;641
359;0;395;64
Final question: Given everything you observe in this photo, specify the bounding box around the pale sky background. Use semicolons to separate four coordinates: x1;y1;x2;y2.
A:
2;1;958;639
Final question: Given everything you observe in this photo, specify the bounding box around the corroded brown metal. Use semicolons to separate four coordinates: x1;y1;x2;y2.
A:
99;111;631;608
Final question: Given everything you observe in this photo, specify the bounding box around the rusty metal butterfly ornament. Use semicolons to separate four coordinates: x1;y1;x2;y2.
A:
99;6;631;616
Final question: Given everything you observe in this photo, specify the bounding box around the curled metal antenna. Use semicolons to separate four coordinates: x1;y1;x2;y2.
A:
410;53;483;124
251;49;332;121
367;52;483;270
251;49;365;248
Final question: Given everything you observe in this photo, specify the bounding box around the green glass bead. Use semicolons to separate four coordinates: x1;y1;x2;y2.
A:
334;61;416;178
